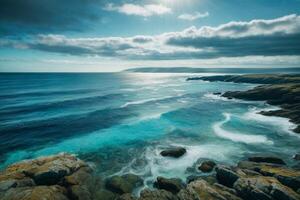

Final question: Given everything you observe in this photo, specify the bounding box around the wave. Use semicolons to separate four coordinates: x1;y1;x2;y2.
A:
112;143;243;188
0;106;135;157
213;113;273;144
242;107;298;136
0;93;124;118
121;95;176;108
0;89;99;100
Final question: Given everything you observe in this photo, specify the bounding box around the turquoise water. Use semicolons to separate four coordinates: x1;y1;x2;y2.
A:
0;73;299;187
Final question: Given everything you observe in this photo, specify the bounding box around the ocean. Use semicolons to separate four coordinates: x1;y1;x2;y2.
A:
0;72;299;189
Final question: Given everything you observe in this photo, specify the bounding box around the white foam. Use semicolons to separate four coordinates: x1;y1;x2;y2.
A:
243;107;298;136
116;143;243;186
121;96;173;108
213;113;273;144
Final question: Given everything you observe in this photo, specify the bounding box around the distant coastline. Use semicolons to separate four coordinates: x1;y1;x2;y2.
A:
124;67;300;74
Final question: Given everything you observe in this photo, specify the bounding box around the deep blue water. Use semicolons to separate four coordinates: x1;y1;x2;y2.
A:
0;72;299;187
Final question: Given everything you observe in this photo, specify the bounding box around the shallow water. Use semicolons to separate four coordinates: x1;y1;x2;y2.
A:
0;72;299;188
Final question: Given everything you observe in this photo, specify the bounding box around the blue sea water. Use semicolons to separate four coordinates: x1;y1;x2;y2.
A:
0;72;299;187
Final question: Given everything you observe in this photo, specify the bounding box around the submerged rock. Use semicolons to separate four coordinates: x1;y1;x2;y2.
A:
198;160;216;173
154;177;185;194
160;147;186;158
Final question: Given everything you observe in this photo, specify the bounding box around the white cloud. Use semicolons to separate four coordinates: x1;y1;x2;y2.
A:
2;14;300;62
104;3;172;17
178;12;209;21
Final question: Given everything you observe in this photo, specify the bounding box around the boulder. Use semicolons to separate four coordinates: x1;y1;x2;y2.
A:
68;185;92;200
105;174;143;194
93;189;116;200
215;166;239;188
248;156;286;165
154;177;185;194
198;160;216;173
139;189;178;200
160;147;186;158
234;176;300;200
1;185;68;200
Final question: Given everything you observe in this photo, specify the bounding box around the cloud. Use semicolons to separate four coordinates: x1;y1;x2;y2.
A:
178;12;209;21
2;14;300;60
104;3;172;17
0;0;103;35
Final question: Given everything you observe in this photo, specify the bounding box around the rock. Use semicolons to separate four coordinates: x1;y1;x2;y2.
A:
139;189;178;200
215;166;239;188
63;167;93;186
93;189;116;200
0;153;96;200
105;174;143;194
186;175;202;184
177;187;200;200
0;178;35;192
294;154;300;161
213;92;222;95
117;193;137;200
198;160;216;173
248;156;286;165
68;185;92;200
1;185;68;200
154;177;185;194
3;153;88;186
234;176;300;200
187;179;227;200
258;165;300;191
160;147;186;158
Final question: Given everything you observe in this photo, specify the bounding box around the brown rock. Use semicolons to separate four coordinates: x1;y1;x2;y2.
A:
1;185;68;200
139;189;178;200
198;161;216;173
234;176;300;200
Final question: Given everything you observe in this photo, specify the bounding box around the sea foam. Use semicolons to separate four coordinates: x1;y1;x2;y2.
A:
213;113;273;144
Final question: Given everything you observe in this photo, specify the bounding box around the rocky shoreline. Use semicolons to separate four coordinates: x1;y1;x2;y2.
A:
187;74;300;133
1;151;300;200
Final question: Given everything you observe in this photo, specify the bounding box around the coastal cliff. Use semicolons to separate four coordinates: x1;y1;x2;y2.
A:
1;153;300;200
187;74;300;133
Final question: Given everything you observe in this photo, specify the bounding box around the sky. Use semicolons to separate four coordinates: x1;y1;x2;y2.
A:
0;0;300;72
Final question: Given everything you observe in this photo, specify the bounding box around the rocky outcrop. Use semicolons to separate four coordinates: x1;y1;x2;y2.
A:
0;153;93;200
160;147;186;158
1;153;299;200
186;74;300;133
234;176;300;200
